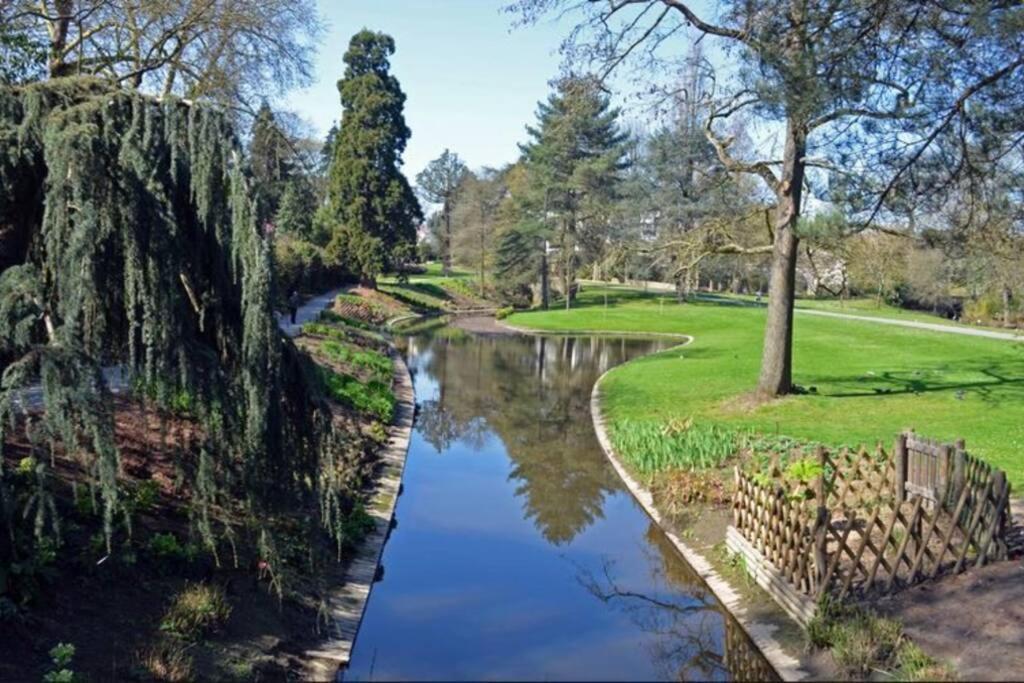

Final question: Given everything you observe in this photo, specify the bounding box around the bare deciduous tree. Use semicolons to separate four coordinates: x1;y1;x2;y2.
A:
509;0;1024;397
7;0;322;112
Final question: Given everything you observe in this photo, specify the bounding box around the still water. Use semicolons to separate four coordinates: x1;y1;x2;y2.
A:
345;322;773;681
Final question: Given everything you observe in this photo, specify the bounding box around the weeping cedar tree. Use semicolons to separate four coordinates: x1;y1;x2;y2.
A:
519;75;628;307
327;31;422;285
417;149;468;276
511;0;1024;397
0;79;356;574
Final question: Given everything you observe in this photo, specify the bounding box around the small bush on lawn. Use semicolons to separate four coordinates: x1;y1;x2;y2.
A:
160;582;231;641
495;306;514;320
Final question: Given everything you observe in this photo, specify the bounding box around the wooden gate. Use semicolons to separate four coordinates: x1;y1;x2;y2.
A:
896;432;958;505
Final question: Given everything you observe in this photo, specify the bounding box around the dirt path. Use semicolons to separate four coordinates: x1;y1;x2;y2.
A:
877;559;1024;681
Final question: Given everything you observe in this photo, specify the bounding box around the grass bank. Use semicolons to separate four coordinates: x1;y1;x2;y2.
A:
508;284;1024;488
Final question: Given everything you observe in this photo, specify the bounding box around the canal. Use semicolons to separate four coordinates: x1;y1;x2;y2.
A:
344;321;773;681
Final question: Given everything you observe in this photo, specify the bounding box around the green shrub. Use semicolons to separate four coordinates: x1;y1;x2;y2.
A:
127;479;161;512
147;533;185;560
275;235;334;301
609;418;743;474
342;504;376;548
495;306;514;320
319;309;373;329
160;582;231;641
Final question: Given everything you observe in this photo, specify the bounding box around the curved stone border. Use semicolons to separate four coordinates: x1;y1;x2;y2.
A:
500;316;808;678
497;319;692;340
302;345;416;679
589;365;809;681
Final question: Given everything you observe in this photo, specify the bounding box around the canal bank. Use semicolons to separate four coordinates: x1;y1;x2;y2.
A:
590;368;813;681
343;320;776;680
498;319;825;680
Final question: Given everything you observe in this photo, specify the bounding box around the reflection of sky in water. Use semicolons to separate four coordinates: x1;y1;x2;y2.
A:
344;326;772;681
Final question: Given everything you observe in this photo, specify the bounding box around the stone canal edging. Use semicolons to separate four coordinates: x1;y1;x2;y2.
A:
588;362;811;682
499;318;810;679
302;345;416;679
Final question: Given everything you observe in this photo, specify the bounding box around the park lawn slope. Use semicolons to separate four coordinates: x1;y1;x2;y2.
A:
507;285;1024;488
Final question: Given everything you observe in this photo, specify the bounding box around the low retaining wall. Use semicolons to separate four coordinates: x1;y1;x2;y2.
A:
302;346;416;679
590;368;810;682
725;526;818;628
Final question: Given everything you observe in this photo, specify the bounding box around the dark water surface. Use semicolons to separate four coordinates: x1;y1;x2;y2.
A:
344;323;773;681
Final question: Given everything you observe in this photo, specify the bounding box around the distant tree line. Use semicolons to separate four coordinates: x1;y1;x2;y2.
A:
415;1;1023;405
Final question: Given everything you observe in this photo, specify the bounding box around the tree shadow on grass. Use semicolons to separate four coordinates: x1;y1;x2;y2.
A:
804;358;1024;406
404;282;452;300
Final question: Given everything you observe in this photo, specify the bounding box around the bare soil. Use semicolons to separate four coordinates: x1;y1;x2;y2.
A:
876;559;1024;681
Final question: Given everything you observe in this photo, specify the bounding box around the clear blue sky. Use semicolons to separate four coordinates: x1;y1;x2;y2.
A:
289;0;573;180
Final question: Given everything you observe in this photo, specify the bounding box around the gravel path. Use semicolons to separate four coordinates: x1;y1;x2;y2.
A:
794;308;1024;341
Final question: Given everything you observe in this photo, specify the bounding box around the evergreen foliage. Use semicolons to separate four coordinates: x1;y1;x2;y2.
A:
0;78;350;574
519;75;628;301
326;31;422;284
275;178;317;239
250;102;294;221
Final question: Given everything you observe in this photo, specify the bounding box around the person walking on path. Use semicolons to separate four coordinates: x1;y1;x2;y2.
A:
288;290;301;325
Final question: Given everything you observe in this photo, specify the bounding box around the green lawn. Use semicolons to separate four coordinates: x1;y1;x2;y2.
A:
701;290;1022;335
379;262;488;310
507;285;1024;488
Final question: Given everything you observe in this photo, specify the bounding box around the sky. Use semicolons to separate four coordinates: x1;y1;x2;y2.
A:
289;0;574;181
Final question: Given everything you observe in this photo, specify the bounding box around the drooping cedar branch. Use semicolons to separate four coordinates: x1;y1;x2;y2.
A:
0;78;346;565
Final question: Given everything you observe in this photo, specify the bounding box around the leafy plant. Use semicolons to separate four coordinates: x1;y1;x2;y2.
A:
609;419;744;474
341;504;376;549
784;457;824;484
42;642;77;683
147;533;185;560
134;479;161;510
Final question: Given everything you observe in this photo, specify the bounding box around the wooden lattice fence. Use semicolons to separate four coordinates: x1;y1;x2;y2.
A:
727;433;1012;625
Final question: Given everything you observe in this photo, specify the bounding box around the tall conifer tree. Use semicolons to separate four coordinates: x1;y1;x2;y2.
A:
327;30;422;285
520;76;628;306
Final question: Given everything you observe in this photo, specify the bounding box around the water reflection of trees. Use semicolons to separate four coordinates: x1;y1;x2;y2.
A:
578;524;778;682
408;329;666;545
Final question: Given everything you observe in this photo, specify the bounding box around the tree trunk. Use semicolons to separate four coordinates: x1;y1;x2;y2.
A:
1002;286;1012;328
441;199;452;276
48;0;75;77
757;120;806;398
540;249;549;310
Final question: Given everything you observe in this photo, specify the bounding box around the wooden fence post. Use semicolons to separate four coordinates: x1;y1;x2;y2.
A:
894;432;908;505
952;439;966;508
812;445;829;596
939;443;952;507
